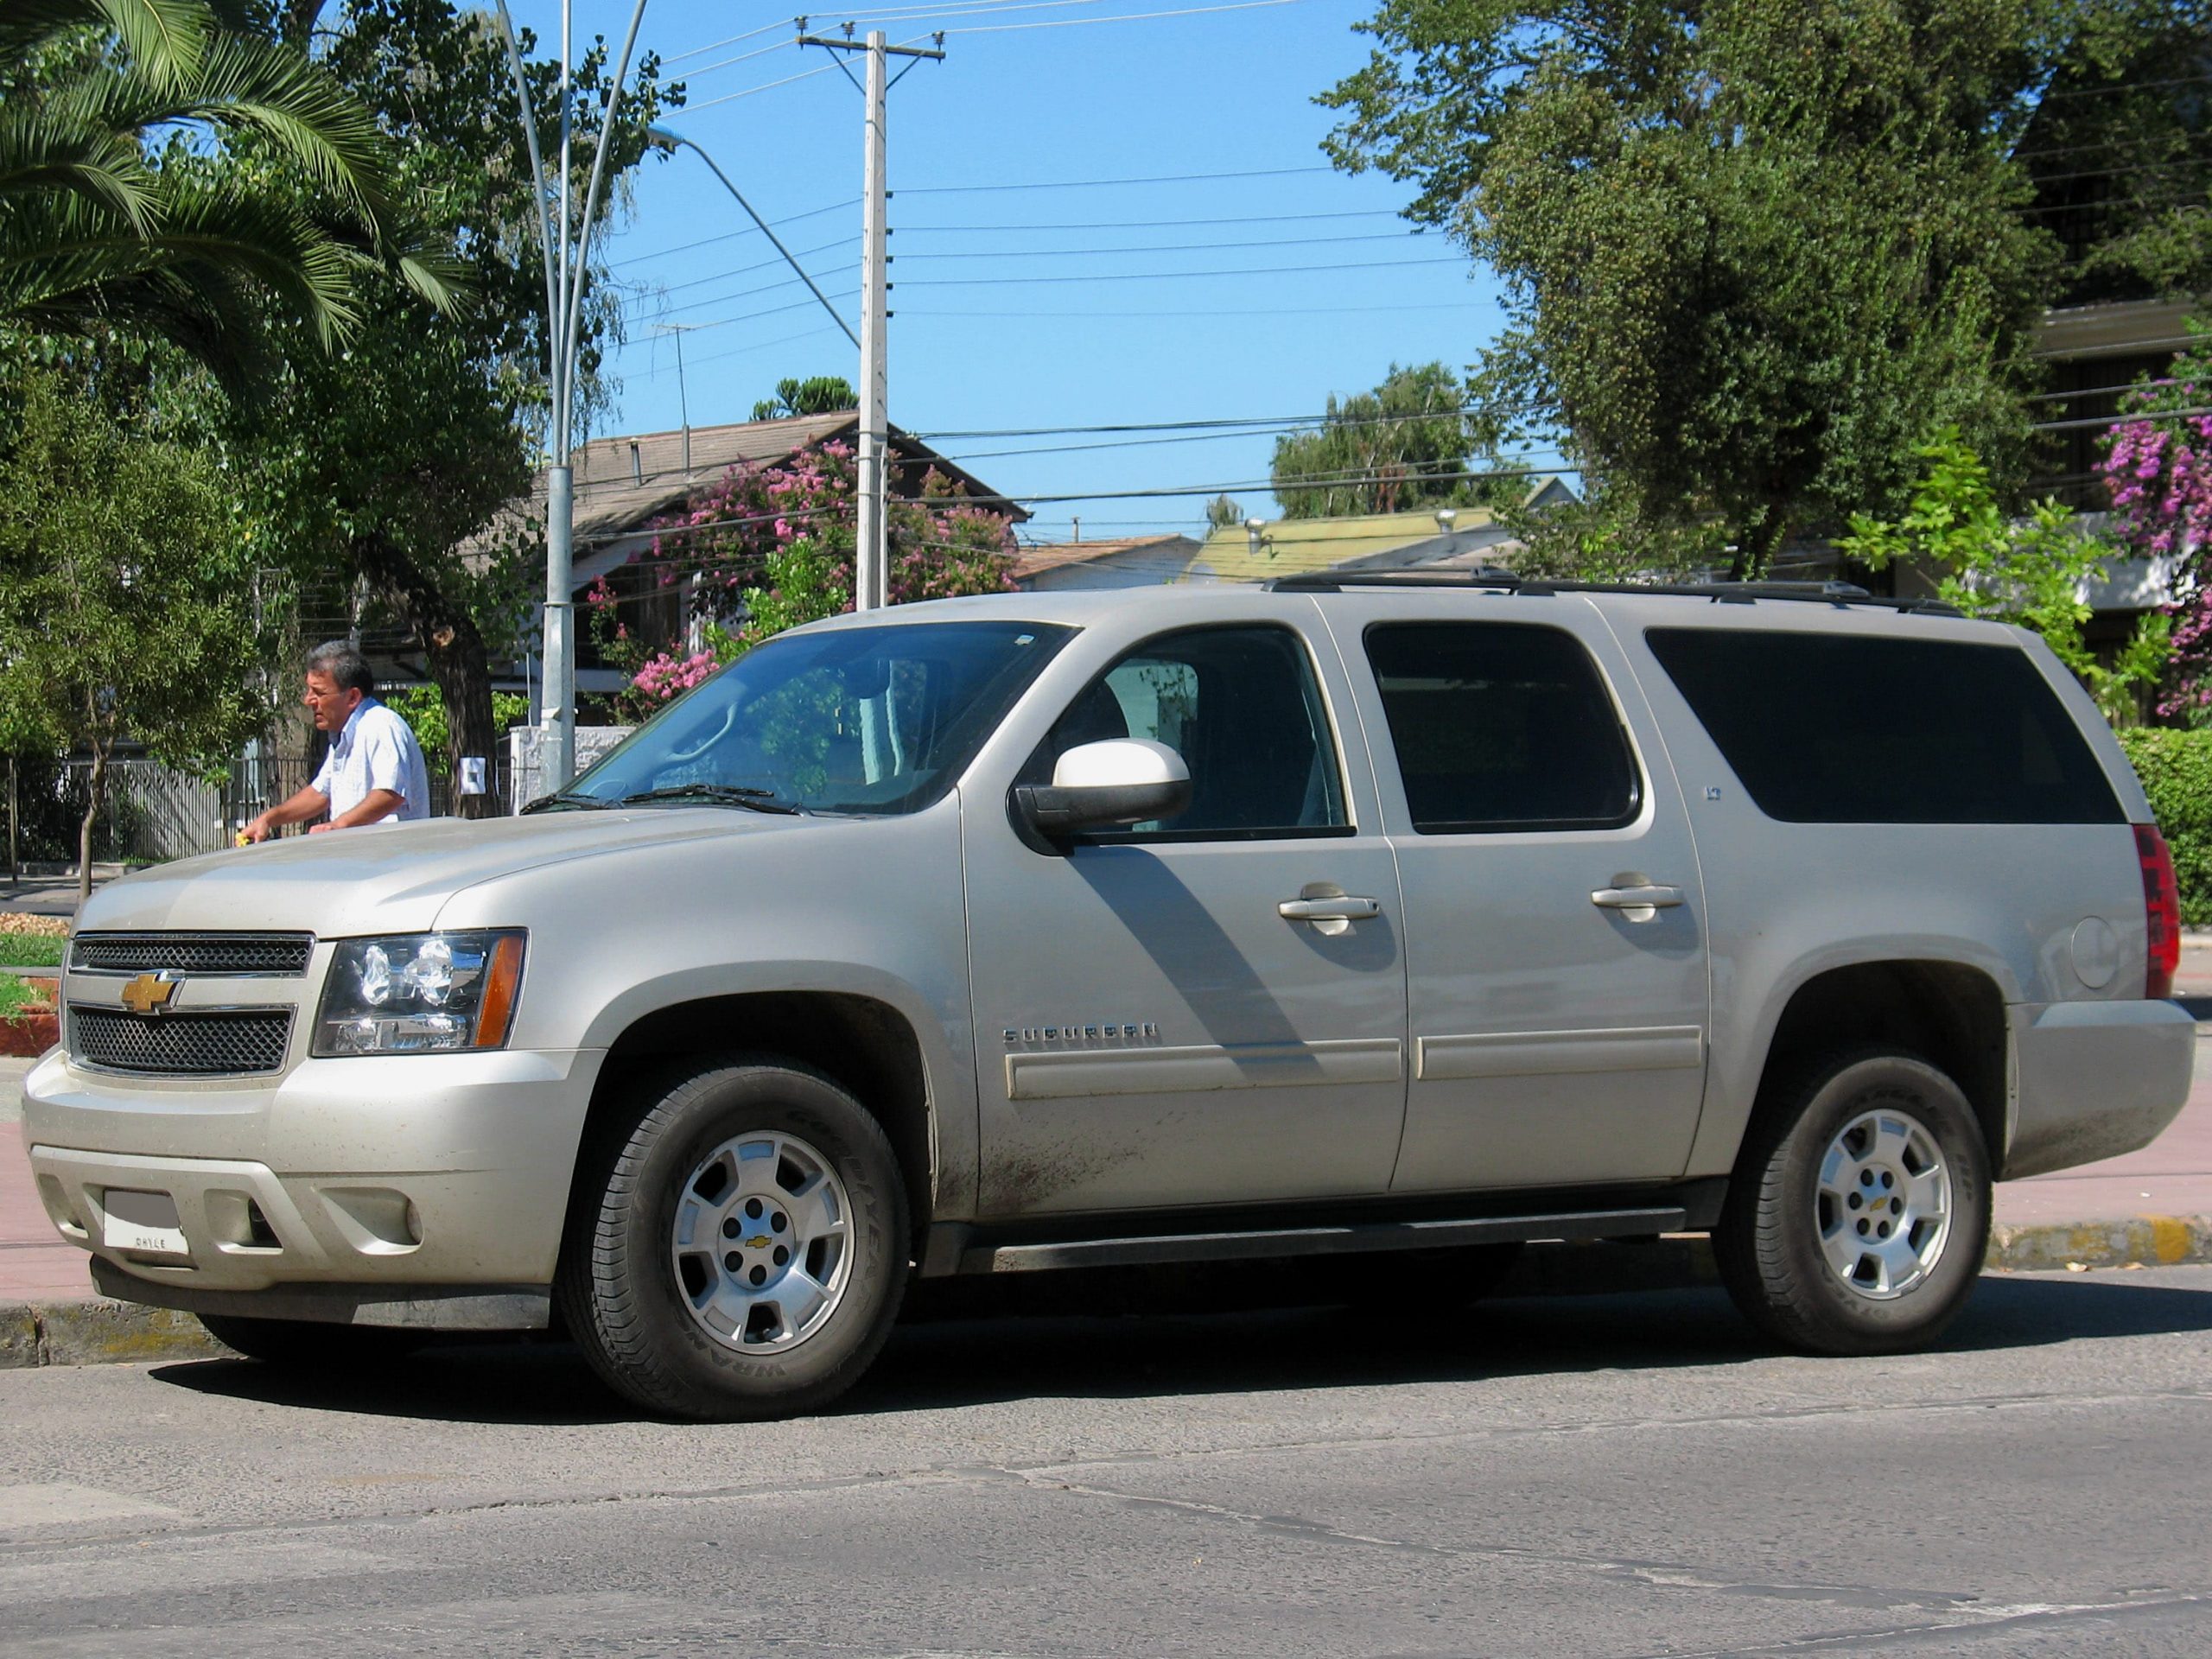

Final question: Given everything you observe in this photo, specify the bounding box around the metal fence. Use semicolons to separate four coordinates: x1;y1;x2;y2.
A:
46;752;516;865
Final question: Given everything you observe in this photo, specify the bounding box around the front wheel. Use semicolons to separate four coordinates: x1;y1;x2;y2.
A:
1715;1051;1991;1357
560;1057;910;1421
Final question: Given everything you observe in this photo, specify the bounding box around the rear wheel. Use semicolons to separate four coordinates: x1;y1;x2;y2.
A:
1716;1051;1991;1356
560;1056;909;1421
197;1314;422;1367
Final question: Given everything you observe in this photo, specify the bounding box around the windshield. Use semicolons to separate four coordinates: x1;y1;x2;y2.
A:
556;620;1074;817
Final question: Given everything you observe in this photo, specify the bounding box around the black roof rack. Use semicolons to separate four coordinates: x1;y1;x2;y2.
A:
1263;569;1960;616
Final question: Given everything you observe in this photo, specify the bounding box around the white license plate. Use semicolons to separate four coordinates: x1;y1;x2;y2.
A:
102;1189;188;1256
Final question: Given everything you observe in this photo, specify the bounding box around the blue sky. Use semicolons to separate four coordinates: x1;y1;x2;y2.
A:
510;0;1524;543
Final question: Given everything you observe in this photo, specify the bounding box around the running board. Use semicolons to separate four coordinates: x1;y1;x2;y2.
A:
947;1206;1689;1275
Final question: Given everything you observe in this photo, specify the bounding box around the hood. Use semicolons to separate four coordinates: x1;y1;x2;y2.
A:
75;808;799;937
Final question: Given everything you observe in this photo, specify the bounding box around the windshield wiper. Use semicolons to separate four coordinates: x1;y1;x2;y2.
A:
616;783;805;815
520;790;613;815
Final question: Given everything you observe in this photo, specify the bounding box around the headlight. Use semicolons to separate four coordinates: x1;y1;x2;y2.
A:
313;931;526;1057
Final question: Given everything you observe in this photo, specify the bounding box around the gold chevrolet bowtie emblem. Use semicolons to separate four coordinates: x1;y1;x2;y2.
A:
746;1234;772;1250
120;971;181;1016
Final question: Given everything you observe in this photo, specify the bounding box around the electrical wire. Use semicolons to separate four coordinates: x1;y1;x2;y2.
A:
898;299;1495;317
616;234;857;306
613;199;860;270
899;253;1466;285
897;164;1333;194
892;228;1433;260
658;17;796;66
899;207;1404;232
682;56;845;112
938;0;1302;32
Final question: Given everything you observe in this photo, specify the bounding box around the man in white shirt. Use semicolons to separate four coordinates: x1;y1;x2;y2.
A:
242;641;432;841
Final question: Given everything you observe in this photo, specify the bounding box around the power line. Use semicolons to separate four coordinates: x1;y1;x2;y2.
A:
898;164;1332;194
900;253;1465;286
613;199;859;268
914;406;1539;439
609;287;862;341
939;0;1303;32
658;18;793;66
893;228;1433;260
618;234;857;306
671;37;793;80
899;207;1404;232
633;265;859;324
683;56;846;112
618;323;850;379
899;299;1493;318
1006;465;1578;506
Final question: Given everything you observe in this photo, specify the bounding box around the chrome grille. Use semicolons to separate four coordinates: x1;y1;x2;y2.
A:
67;1007;293;1077
70;932;313;976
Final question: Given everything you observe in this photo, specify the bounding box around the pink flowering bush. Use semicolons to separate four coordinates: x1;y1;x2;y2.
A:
2100;322;2212;720
588;440;1019;718
629;649;722;703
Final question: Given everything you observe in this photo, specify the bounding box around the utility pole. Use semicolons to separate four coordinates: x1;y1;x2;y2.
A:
798;29;944;612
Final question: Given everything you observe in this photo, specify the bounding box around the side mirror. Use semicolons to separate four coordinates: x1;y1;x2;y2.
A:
1014;739;1192;837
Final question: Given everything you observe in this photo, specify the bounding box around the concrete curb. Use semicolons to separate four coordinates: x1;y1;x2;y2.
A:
1986;1214;2212;1273
3;1219;2209;1370
0;1300;224;1369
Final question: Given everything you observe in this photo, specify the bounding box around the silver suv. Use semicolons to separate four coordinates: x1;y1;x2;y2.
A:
23;576;2196;1419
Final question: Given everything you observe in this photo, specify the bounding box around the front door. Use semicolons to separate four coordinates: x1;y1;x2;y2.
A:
963;621;1408;1218
1319;603;1712;1192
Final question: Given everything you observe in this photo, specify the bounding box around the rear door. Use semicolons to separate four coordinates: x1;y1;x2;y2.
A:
1318;597;1712;1192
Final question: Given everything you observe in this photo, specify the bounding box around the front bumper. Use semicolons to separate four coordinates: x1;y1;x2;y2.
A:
22;1046;602;1297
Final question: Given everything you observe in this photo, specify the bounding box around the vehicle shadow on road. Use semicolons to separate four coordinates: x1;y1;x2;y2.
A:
145;1262;2212;1427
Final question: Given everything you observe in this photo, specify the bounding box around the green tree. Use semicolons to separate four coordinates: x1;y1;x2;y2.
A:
1271;361;1510;518
1840;428;2168;722
1322;0;2065;576
226;0;676;815
752;375;856;422
0;368;270;900
1202;493;1244;532
2019;1;2212;307
0;0;454;384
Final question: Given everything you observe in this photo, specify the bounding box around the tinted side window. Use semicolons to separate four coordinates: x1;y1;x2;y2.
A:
1644;628;2124;824
1027;626;1348;839
1364;622;1641;834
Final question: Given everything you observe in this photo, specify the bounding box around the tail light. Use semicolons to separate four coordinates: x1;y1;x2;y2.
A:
2135;823;2181;1000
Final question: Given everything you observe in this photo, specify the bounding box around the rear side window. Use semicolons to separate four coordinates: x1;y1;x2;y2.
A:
1364;622;1641;833
1644;628;2123;824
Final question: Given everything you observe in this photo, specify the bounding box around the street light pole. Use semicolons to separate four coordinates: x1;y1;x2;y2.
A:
493;0;652;798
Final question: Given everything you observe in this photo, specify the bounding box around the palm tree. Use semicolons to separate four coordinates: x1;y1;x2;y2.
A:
0;0;457;381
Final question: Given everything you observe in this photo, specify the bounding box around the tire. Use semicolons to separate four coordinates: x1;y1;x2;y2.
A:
559;1056;910;1421
197;1313;423;1368
1715;1050;1992;1357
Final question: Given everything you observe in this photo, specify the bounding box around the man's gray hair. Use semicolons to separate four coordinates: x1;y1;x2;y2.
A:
307;639;376;696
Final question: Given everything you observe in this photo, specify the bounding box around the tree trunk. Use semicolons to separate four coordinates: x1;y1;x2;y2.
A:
77;744;106;909
1731;510;1791;582
353;533;501;819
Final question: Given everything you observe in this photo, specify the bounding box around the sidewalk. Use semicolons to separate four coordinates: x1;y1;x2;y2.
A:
0;868;117;922
4;1033;2211;1369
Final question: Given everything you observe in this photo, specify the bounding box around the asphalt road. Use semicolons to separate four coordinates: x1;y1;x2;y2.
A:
1;1267;2209;1657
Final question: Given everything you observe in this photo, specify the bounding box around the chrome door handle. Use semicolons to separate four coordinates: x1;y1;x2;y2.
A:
1591;884;1684;911
1278;896;1382;923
